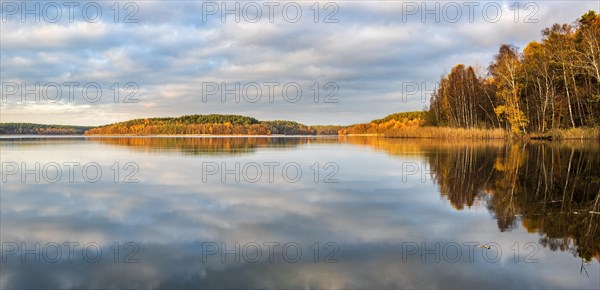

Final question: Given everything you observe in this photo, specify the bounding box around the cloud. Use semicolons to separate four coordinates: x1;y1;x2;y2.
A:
1;1;598;125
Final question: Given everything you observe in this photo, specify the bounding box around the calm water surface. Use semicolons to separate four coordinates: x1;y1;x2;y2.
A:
1;136;598;289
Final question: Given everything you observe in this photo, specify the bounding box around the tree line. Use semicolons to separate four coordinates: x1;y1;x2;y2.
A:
1;116;341;136
85;115;268;135
0;123;91;135
428;11;600;134
1;113;425;136
338;111;425;135
83;114;340;135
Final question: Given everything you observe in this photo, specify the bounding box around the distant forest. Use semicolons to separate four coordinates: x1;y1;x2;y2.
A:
0;112;426;136
0;123;92;135
81;114;347;135
82;112;430;136
85;114;269;135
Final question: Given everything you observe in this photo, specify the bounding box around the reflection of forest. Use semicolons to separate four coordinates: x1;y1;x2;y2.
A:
86;136;339;156
341;136;600;262
34;136;600;261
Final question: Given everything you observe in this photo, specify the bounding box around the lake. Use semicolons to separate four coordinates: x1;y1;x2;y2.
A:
1;136;598;289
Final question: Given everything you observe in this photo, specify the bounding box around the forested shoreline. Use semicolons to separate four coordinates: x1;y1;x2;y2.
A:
82;114;343;135
0;123;92;135
427;11;600;134
2;111;598;139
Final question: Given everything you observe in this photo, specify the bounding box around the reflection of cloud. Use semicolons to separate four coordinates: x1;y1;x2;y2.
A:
1;137;599;289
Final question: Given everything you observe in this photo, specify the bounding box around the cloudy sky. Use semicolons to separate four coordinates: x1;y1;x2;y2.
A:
1;0;598;126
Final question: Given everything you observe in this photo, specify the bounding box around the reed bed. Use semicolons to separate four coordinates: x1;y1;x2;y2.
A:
529;127;600;140
383;127;509;139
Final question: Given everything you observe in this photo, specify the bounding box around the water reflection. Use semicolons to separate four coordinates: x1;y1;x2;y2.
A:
0;136;598;289
346;137;600;262
86;136;341;156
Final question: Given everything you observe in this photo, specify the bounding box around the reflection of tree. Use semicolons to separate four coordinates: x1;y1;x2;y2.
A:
429;145;500;210
430;141;600;262
488;144;527;231
507;144;600;262
337;136;505;158
343;137;600;262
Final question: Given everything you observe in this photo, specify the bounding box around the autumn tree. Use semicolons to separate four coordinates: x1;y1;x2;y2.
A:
428;64;491;128
427;11;600;133
489;44;528;134
522;41;558;131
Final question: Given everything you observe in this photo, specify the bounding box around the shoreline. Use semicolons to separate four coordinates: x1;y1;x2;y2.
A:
2;128;599;141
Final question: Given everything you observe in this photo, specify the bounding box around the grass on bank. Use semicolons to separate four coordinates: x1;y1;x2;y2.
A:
383;127;509;139
382;127;600;140
528;127;600;140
